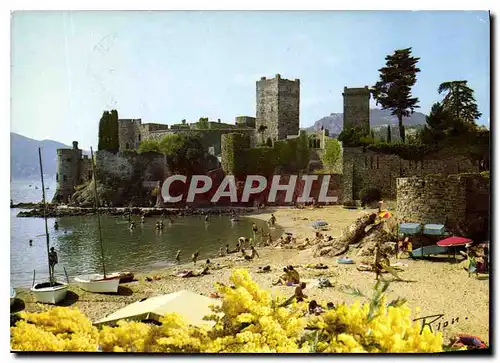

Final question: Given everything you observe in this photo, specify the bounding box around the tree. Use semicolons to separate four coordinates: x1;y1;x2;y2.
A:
160;134;207;175
387;125;392;143
138;139;161;153
372;47;421;143
438;81;482;125
196;117;210;129
98;111;111;151
109;109;120;152
321;138;341;171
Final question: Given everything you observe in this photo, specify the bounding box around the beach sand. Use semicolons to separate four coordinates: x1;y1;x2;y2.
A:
13;206;489;344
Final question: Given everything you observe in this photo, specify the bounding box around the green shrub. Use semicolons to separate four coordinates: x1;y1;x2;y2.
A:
359;187;382;207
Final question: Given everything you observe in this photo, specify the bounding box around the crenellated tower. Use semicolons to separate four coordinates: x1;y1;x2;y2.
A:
342;86;371;134
256;74;300;143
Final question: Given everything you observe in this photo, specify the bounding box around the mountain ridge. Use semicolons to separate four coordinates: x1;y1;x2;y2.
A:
305;108;427;136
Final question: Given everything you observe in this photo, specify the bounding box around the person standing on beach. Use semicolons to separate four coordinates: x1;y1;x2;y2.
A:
269;214;276;226
48;247;58;279
250;246;260;259
175;250;181;263
373;245;383;280
225;244;231;254
192;249;200;265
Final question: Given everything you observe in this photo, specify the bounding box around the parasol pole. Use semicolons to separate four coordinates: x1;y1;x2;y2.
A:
90;147;107;278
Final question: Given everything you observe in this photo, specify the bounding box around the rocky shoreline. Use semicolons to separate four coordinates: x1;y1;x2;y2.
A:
16;206;258;218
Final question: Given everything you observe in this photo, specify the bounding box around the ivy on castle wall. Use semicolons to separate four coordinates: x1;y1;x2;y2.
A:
221;132;310;177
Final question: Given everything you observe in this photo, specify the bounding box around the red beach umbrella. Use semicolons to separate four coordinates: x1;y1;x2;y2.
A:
437;236;473;247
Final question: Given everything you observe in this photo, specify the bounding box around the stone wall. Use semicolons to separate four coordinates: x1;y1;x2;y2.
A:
342;147;480;201
342;86;370;134
118;119;142;151
139;123;170;140
236;116;256;128
92;150;169;206
256;74;300;143
396;174;489;239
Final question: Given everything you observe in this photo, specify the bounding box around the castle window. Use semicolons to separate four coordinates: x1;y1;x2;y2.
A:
138;134;141;142
364;157;368;168
66;157;71;162
63;175;67;182
88;171;92;180
56;173;59;182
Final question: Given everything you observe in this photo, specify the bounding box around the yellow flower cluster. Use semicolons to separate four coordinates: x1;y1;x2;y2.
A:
307;297;443;353
11;269;444;353
10;307;98;351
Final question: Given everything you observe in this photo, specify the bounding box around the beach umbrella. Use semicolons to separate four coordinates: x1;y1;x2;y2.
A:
437;236;473;247
379;210;392;219
94;290;221;328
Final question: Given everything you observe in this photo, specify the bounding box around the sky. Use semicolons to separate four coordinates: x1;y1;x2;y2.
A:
11;10;490;149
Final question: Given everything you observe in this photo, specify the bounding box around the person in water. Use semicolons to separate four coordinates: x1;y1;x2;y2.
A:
269;214;276;226
29;239;33;246
225;244;231;254
48;247;58;278
54;221;59;230
175;250;181;263
141;216;145;224
129;222;136;230
205;215;209;222
219;247;225;257
252;223;258;238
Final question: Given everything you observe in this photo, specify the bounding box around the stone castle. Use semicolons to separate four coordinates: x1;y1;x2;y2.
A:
53;72;483;218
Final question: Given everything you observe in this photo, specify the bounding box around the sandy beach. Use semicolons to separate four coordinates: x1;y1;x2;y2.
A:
13;206;489;344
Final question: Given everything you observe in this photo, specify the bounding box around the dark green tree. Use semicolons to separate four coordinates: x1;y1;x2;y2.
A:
98;111;111;151
109;109;120;152
370;130;375;140
387;125;392;143
372;47;421;143
159;133;207;176
438;81;482;125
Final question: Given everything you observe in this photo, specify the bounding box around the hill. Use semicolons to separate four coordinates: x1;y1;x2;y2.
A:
11;133;73;180
306;108;427;136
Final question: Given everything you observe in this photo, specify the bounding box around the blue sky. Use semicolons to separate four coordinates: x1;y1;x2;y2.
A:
11;11;490;149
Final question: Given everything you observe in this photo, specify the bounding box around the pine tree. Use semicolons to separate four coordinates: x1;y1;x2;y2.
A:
387;125;392;143
438;81;482;125
372;47;421;143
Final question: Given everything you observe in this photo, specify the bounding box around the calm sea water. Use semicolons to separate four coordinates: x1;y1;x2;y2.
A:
10;180;273;287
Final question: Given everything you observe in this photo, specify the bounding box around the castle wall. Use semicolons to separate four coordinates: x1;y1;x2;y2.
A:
256;74;300;143
236;116;256;128
118;119;142;151
343;86;370;134
396;174;489;239
54;147;82;203
139;123;170;140
342;147;479;201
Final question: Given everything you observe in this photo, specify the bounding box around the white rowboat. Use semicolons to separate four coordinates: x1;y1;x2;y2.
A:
30;282;68;305
74;273;121;293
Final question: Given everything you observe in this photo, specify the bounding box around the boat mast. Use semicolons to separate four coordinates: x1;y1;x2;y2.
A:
38;147;53;286
90;147;107;278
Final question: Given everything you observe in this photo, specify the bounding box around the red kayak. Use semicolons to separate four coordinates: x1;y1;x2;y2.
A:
437;236;473;247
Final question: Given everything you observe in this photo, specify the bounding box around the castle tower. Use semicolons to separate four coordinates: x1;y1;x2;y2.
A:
256;74;300;143
118;119;142;151
53;141;83;203
342;86;370;134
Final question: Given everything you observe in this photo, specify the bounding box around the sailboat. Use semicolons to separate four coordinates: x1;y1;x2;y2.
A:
74;147;121;293
30;148;69;304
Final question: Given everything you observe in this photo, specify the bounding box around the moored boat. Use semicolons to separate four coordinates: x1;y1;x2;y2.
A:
10;286;16;306
30;282;68;305
30;148;69;304
74;273;121;293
